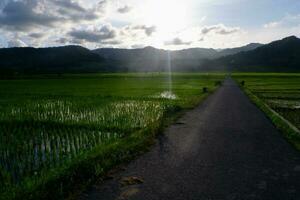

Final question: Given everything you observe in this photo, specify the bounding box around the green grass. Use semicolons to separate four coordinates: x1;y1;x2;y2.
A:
233;73;300;150
0;73;224;200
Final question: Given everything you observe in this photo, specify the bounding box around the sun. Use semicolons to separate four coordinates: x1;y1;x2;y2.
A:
141;0;188;43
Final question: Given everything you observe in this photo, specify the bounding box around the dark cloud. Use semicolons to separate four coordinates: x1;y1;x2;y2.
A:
54;0;104;21
0;0;107;31
96;0;107;13
0;0;9;9
29;32;44;38
132;25;156;36
201;26;217;34
69;25;117;43
56;8;98;21
131;44;145;49
101;40;122;45
54;0;85;12
217;28;239;35
201;24;240;35
117;5;132;14
0;0;59;31
56;37;69;44
164;38;191;46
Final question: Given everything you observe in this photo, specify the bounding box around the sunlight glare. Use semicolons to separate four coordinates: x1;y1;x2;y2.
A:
141;0;188;44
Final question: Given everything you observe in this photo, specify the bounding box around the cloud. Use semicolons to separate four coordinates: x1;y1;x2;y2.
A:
120;25;157;40
28;32;44;38
0;0;11;10
131;25;156;36
68;24;117;43
201;24;240;35
7;38;28;47
100;40;122;45
131;44;145;49
117;5;132;14
95;0;108;13
56;37;69;44
264;22;280;28
263;14;300;29
0;0;107;31
201;26;215;34
54;0;108;21
164;38;192;46
0;0;60;31
54;0;85;12
55;2;96;21
0;2;251;49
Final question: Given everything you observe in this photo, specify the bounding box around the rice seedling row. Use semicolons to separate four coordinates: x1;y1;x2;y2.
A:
0;73;224;197
233;73;300;130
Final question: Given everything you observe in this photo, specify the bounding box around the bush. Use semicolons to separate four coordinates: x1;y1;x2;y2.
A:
214;81;222;86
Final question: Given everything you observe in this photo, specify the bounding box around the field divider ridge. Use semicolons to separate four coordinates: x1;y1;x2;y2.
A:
240;86;300;150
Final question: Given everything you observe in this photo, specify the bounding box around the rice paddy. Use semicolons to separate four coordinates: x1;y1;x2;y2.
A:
0;73;224;199
233;73;300;130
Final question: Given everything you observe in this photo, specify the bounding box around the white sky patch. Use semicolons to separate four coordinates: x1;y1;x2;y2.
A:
263;14;300;29
7;38;28;48
264;22;281;28
255;13;300;44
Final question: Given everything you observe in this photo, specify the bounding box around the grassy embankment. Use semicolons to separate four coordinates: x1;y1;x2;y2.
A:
0;73;224;200
233;73;300;150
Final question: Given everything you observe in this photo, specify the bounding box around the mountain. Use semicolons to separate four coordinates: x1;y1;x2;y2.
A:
171;48;219;59
0;46;107;75
204;36;300;72
93;43;262;62
93;46;170;71
93;46;165;60
1;36;300;75
218;43;263;57
92;44;261;71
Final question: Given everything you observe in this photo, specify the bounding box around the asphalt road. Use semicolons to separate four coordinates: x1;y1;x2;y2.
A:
77;78;300;200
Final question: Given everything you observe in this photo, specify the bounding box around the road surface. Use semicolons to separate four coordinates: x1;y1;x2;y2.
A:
77;78;300;200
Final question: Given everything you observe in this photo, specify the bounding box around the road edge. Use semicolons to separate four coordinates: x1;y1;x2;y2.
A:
240;86;300;151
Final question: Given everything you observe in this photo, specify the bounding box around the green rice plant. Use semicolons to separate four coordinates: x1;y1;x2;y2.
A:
0;73;224;199
233;73;300;148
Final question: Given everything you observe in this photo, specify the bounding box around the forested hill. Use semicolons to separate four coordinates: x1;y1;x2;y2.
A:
1;36;300;75
203;36;300;72
0;46;108;75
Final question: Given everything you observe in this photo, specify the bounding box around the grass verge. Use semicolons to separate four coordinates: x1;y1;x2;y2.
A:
241;86;300;151
1;86;219;200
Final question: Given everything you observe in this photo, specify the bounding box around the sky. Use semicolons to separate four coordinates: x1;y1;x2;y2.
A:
0;0;300;49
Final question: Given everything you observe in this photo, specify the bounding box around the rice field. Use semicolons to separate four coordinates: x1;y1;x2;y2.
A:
233;73;300;130
0;73;224;198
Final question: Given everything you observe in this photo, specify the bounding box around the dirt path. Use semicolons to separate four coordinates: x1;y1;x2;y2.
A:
77;78;300;200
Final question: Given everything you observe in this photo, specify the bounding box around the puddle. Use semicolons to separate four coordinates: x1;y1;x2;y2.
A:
153;91;177;100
